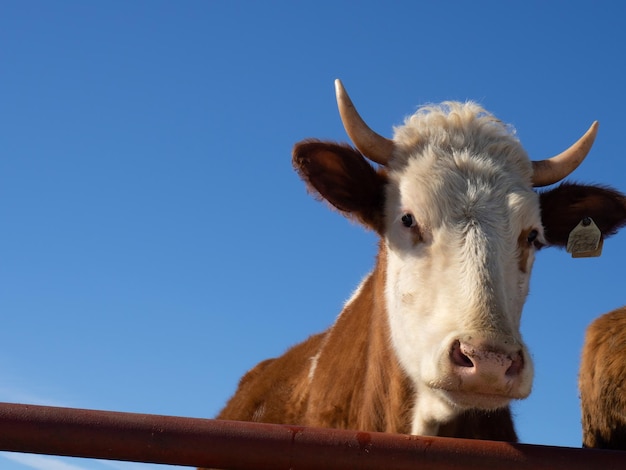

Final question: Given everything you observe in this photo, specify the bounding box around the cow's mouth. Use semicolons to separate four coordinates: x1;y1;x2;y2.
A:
440;389;518;410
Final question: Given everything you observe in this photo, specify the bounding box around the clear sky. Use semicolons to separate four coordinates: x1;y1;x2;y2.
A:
2;1;626;469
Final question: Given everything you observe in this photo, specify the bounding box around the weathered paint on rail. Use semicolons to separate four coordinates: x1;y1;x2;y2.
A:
0;402;625;469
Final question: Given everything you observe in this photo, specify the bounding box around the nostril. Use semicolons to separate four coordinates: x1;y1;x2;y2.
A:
450;340;474;368
505;352;524;377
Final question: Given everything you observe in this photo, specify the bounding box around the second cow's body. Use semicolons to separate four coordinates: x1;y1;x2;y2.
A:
580;306;626;449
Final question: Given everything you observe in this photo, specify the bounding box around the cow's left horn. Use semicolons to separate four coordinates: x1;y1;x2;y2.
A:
335;79;394;165
531;121;599;187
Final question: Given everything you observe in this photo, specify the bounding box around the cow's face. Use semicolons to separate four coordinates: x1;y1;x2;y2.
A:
383;104;538;427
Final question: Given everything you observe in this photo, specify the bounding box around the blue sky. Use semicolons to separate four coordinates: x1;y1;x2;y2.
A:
2;1;626;469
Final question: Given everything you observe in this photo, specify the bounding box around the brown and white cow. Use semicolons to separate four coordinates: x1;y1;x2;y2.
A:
217;80;626;441
580;306;626;449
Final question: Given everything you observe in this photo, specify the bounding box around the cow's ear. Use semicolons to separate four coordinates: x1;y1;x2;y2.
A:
292;139;387;233
539;182;626;247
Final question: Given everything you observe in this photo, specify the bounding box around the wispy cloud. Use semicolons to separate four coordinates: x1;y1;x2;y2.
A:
0;386;67;408
0;452;166;470
0;452;91;470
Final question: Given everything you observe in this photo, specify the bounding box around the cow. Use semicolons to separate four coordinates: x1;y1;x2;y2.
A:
216;80;626;442
580;306;626;449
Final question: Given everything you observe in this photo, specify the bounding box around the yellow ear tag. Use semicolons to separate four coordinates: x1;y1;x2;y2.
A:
566;217;603;258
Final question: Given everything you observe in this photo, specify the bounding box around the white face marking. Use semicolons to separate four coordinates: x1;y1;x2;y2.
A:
382;103;541;429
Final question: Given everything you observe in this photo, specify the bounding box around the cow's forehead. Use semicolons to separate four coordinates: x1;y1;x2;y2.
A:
388;102;536;216
384;103;538;231
388;101;533;185
393;148;535;205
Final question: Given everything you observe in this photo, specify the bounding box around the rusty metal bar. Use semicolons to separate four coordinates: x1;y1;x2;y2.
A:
0;402;625;469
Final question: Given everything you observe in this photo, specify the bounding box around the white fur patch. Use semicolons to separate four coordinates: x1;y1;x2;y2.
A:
252;403;265;422
307;352;321;382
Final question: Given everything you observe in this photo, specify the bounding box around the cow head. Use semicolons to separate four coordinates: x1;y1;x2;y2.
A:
293;80;626;434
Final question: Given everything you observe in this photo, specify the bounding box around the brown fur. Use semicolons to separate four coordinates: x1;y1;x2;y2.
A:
580;306;626;449
517;227;536;273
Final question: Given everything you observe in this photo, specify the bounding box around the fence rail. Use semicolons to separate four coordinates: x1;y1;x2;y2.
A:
0;402;624;469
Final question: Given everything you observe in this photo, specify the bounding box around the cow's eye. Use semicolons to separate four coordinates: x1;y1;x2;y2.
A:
527;229;539;244
401;213;423;242
401;213;415;228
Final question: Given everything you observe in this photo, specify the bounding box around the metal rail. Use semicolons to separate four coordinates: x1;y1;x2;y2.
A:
0;402;624;469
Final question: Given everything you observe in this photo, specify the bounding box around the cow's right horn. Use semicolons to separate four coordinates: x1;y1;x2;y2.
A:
531;121;599;187
335;79;394;165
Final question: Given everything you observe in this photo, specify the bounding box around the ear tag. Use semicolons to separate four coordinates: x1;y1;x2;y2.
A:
566;217;603;258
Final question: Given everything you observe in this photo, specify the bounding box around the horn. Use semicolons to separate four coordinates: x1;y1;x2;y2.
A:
335;79;394;165
531;121;599;187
